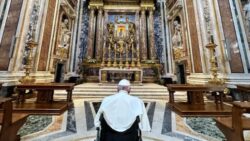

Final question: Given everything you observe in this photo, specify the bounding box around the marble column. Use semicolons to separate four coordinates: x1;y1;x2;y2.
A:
148;8;156;60
95;7;103;61
140;8;148;60
86;6;96;59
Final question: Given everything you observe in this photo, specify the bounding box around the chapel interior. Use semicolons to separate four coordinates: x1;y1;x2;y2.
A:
0;0;250;140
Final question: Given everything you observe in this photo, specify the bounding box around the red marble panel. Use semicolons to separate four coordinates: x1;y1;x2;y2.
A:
186;0;202;73
38;0;57;71
218;0;244;73
0;0;23;70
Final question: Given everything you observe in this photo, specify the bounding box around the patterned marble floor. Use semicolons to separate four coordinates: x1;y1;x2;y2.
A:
19;98;232;141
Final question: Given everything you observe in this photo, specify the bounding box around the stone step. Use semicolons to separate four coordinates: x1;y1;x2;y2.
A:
54;83;173;100
70;89;168;92
55;92;168;96
55;90;168;94
74;83;167;89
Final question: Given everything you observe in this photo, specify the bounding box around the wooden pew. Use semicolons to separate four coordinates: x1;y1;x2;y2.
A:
14;83;74;115
166;84;232;116
0;97;29;141
215;102;250;141
235;85;250;101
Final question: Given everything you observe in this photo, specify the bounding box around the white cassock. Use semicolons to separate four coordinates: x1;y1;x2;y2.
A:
94;90;151;132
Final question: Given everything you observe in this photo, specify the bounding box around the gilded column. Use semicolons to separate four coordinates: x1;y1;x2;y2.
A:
140;8;148;61
95;7;103;61
86;6;96;59
148;8;156;60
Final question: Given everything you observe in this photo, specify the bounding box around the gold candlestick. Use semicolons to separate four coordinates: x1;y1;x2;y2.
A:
101;38;106;68
206;36;224;84
113;43;117;67
137;45;141;68
107;43;111;67
125;43;129;67
131;43;135;67
118;40;123;68
19;33;37;84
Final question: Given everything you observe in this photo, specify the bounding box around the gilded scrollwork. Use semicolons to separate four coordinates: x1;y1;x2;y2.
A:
173;47;185;60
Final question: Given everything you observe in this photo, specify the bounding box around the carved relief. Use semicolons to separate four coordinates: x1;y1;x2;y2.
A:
26;0;40;42
23;0;40;67
202;0;212;37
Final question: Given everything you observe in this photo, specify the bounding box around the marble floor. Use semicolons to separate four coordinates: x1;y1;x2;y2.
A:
19;98;242;141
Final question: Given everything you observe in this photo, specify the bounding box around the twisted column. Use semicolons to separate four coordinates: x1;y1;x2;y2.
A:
148;8;156;60
140;8;148;61
86;7;96;59
95;8;103;61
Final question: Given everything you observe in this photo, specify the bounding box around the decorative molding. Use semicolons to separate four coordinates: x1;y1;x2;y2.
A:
140;0;155;8
202;0;212;38
61;0;77;18
167;0;183;21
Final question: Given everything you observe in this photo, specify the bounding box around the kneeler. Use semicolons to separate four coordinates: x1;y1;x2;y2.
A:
95;114;142;141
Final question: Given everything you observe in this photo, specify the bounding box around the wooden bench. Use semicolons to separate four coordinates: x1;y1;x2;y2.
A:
166;84;232;116
234;85;250;101
215;102;250;141
14;83;74;115
0;97;29;141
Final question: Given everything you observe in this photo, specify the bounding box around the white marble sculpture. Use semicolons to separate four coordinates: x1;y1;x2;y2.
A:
172;20;182;48
60;19;71;48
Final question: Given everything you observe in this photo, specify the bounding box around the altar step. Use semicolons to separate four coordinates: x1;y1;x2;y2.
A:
54;83;174;100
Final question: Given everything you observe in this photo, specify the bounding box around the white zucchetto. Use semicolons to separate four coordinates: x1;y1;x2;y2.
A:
118;79;131;86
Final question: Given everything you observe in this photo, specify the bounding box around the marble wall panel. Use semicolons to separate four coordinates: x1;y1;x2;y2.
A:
154;1;164;63
218;0;244;73
0;0;23;70
78;0;89;68
186;0;202;73
38;0;57;71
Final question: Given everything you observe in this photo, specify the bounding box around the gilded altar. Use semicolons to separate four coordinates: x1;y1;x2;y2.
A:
82;0;160;83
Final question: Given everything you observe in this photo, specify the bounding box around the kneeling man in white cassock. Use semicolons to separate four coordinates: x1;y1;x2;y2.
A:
94;79;151;141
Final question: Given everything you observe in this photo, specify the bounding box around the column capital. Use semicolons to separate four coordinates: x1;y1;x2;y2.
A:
140;7;146;15
148;7;155;12
140;7;146;11
97;7;104;13
88;5;96;11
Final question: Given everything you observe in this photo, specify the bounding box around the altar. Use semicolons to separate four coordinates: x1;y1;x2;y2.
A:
99;68;143;84
81;1;160;83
